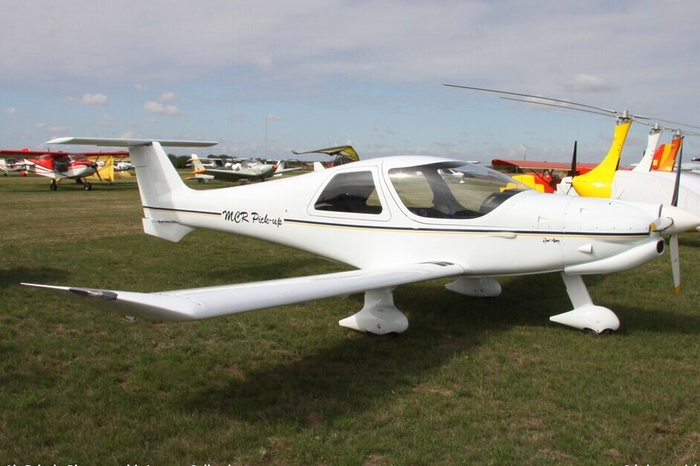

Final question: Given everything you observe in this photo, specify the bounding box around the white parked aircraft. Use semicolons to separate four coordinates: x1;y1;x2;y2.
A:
0;157;23;175
186;154;276;183
23;137;700;335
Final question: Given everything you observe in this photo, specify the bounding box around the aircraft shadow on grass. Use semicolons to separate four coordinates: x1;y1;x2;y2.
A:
178;272;700;425
0;267;66;290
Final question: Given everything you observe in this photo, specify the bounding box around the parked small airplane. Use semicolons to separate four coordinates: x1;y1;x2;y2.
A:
490;158;598;193
0;157;23;175
185;154;276;183
272;160;301;177
23;137;700;335
114;160;134;172
0;148;126;190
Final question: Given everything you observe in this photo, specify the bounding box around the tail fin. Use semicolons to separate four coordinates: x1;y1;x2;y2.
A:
571;120;631;198
633;126;662;172
46;137;217;241
651;136;682;172
188;153;205;172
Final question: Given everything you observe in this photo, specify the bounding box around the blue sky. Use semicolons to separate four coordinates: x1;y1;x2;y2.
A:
2;0;700;165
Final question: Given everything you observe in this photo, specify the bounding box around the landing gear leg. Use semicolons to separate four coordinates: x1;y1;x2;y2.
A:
550;273;620;333
339;288;409;334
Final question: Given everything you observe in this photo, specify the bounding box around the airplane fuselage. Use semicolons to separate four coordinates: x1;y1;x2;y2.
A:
23;155;97;180
28;139;700;334
143;155;666;277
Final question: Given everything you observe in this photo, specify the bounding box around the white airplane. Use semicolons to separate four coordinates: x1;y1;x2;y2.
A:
23;137;700;335
114;160;134;172
0;157;23;175
272;160;301;177
186;154;276;183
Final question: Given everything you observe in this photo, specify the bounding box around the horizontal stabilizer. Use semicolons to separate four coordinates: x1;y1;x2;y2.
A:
47;137;218;148
142;218;195;242
23;262;465;322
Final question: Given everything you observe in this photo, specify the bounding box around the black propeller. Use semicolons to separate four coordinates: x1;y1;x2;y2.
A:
669;135;684;294
568;141;578;178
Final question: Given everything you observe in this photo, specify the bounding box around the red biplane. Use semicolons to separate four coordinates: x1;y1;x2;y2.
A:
0;148;127;190
490;159;598;193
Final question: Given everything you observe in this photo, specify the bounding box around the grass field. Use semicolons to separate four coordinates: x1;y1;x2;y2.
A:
2;172;699;465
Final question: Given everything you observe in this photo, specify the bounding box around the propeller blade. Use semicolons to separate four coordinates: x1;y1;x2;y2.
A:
671;234;680;295
671;136;684;207
669;137;684;294
569;141;578;178
91;162;103;181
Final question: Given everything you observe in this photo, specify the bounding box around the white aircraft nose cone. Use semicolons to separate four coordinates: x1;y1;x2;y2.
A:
660;204;700;234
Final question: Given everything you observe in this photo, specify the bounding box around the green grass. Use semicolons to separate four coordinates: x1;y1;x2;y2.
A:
2;172;700;465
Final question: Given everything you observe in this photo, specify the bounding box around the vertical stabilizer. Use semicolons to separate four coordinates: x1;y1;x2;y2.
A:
633;126;662;173
652;136;682;172
130;142;190;210
129;142;197;241
571;120;632;198
45;137;218;242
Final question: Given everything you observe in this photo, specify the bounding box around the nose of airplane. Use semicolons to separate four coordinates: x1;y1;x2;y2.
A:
656;204;700;235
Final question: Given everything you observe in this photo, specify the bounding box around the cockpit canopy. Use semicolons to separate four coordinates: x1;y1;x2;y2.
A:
312;159;530;219
389;161;529;219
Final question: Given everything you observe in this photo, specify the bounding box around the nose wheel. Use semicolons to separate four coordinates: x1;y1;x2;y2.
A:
551;273;620;334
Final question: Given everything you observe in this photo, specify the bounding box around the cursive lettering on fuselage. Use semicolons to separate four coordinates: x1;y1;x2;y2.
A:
222;210;283;228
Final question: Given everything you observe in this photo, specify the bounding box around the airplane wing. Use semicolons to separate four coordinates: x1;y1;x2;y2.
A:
0;149;53;156
23;261;465;322
46;137;218;148
292;145;359;164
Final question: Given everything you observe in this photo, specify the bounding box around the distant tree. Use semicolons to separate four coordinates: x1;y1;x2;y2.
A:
167;154;191;169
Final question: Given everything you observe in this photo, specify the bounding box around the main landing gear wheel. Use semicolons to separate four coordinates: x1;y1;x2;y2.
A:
84;182;92;191
50;181;58;191
550;274;621;334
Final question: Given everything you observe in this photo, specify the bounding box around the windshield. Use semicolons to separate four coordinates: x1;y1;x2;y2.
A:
389;162;529;219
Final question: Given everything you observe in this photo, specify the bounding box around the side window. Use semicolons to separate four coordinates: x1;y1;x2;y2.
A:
314;171;383;215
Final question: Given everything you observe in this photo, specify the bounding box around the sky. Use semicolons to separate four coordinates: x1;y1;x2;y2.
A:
2;0;700;165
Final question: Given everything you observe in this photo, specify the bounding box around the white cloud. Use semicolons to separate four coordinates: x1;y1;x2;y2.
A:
3;1;700;158
81;93;108;106
6;107;17;115
143;101;183;115
561;74;620;94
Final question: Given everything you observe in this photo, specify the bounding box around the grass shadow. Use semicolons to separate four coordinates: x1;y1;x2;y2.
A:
0;266;68;289
177;269;700;426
